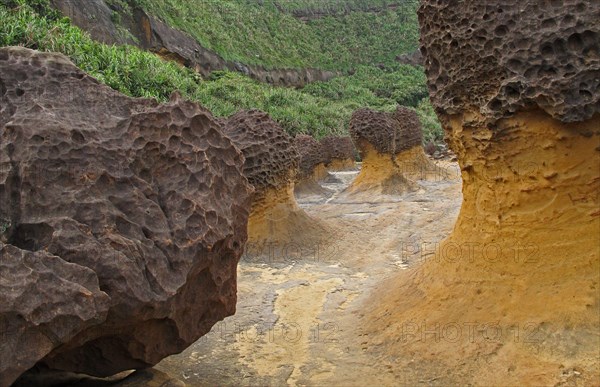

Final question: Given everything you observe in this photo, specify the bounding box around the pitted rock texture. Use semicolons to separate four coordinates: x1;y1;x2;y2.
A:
349;106;422;155
222;110;299;197
293;134;326;180
364;3;600;385
319;136;356;165
418;0;600;124
0;47;252;386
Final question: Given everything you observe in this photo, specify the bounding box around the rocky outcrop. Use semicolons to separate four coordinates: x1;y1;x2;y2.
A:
319;136;357;171
223;111;329;246
348;106;445;194
49;0;134;45
0;47;252;386
293;134;332;199
365;1;600;385
49;0;339;87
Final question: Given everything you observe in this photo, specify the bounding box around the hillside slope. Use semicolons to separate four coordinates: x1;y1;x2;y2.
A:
0;0;440;142
133;0;419;70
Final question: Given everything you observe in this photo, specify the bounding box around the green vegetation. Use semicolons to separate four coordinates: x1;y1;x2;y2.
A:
270;0;401;15
133;0;419;70
0;0;442;143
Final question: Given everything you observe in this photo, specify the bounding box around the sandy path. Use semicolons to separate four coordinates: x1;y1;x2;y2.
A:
156;163;462;386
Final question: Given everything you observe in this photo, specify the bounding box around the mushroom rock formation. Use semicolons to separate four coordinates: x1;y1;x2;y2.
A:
0;47;252;386
365;1;600;385
319;135;357;171
347;107;418;195
348;106;446;195
293;134;333;199
222;111;329;247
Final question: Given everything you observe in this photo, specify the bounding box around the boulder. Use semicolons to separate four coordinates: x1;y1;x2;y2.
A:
0;47;252;386
293;135;332;199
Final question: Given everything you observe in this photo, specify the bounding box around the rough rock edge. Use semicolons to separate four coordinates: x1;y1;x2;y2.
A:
0;46;252;385
418;0;600;125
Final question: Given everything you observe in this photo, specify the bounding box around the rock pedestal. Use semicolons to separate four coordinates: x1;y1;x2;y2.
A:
365;1;600;384
293;134;332;198
319;136;356;172
223;111;329;248
348;106;444;195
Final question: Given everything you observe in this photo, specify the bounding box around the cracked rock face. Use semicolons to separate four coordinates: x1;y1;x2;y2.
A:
418;0;600;124
349;106;422;155
0;47;252;386
222;110;298;199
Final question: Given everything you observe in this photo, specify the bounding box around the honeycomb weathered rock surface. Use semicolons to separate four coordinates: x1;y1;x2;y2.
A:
293;134;326;180
349;106;422;155
319;136;356;170
0;47;252;386
364;2;600;385
222;111;330;246
418;0;600;124
222;110;299;198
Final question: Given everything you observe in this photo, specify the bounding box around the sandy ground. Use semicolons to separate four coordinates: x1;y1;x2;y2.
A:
155;161;463;386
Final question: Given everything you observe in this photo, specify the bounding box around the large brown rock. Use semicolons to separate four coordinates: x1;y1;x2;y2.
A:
349;106;422;155
292;134;331;199
222;110;298;199
419;0;600;124
365;2;600;385
0;47;252;385
293;134;325;181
